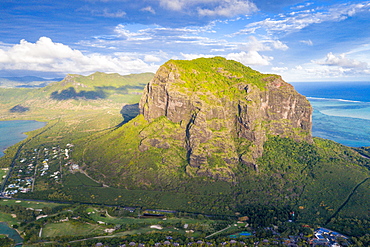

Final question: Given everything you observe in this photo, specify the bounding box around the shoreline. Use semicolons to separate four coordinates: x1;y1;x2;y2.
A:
0;120;46;158
0;221;23;244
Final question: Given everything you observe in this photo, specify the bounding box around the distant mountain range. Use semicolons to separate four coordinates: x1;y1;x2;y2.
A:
0;76;63;88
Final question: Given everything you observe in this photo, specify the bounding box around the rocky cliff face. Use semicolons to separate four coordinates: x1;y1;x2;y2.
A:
139;57;312;181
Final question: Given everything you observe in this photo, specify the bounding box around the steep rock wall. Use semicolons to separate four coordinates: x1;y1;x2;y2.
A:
139;57;312;180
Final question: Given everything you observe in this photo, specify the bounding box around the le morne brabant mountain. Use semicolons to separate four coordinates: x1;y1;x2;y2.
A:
0;57;369;235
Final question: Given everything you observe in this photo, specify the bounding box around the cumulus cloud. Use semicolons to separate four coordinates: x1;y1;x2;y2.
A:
286;54;370;81
225;36;286;66
0;37;159;75
315;52;368;69
226;51;272;66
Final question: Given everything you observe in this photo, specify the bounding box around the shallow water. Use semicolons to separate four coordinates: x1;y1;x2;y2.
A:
292;81;370;147
0;120;45;157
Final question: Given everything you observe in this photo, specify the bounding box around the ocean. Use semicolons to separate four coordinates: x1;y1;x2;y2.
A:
0;120;45;157
292;81;370;147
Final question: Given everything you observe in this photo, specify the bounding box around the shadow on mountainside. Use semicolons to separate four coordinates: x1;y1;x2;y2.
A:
118;103;140;126
50;87;107;100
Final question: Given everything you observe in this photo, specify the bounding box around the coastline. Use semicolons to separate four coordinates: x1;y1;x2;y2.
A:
0;120;46;157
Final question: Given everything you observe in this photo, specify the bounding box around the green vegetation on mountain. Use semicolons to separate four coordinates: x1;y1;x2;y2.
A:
0;58;369;242
166;57;275;98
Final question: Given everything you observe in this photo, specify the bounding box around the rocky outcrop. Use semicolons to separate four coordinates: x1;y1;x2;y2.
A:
139;57;312;180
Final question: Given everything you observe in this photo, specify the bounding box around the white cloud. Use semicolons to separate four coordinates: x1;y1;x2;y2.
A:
77;6;126;18
284;55;370;81
238;36;288;52
300;40;313;46
114;25;152;41
141;6;156;14
295;65;303;70
144;54;162;62
101;8;126;18
315;52;368;69
84;23;232;53
159;0;185;11
158;0;257;17
245;2;370;35
180;53;215;60
271;40;289;50
226;51;272;66
272;67;288;72
0;37;159;75
291;2;313;10
197;0;257;17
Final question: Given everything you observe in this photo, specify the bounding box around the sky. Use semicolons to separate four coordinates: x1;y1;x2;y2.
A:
1;0;370;82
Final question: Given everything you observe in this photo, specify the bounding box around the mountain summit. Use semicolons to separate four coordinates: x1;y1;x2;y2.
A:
138;57;312;180
79;57;314;187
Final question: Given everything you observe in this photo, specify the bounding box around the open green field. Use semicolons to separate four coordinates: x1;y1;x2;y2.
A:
88;208;216;226
41;221;106;238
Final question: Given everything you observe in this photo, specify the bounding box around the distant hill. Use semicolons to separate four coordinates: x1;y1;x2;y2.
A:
1;76;63;83
42;72;154;100
0;71;155;122
0;76;63;88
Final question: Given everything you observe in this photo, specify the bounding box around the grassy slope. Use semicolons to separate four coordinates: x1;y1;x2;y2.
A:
56;115;370;226
42;221;106;238
0;72;153;168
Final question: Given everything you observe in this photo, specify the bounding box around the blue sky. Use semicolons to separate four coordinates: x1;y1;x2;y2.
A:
1;0;370;82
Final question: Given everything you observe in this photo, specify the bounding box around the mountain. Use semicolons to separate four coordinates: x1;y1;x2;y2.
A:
74;57;369;208
0;71;154;120
1;59;369;230
139;57;312;180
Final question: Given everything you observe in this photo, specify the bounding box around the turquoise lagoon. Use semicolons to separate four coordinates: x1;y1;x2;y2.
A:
292;81;370;147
